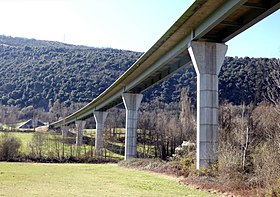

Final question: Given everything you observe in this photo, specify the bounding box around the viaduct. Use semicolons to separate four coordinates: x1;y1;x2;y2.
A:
50;0;280;169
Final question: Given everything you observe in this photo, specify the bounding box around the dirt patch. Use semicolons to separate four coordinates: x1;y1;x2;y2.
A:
180;177;262;197
146;170;261;197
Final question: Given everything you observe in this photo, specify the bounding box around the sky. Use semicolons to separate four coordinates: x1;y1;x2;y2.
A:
0;0;279;58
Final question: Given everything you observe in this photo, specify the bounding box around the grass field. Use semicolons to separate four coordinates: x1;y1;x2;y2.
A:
0;162;220;197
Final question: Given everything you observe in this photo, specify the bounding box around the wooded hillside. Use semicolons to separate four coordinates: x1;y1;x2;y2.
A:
0;35;278;110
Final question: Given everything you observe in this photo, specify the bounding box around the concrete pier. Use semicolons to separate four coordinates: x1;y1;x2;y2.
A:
93;111;108;157
61;125;69;138
122;93;143;160
188;41;227;169
75;120;86;146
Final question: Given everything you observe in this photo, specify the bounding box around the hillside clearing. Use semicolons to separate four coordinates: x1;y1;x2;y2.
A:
0;162;219;197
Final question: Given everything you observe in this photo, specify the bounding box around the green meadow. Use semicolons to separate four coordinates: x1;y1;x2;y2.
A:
0;162;220;197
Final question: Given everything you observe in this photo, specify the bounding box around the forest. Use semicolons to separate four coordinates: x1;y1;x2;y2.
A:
0;35;278;113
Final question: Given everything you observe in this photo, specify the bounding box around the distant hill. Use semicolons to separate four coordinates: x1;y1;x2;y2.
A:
0;35;142;110
0;35;86;49
0;35;278;110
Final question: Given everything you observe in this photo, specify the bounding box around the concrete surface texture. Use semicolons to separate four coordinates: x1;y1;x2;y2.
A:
94;111;108;156
188;41;228;169
122;93;143;160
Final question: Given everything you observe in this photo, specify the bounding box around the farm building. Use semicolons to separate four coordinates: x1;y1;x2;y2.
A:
17;119;46;129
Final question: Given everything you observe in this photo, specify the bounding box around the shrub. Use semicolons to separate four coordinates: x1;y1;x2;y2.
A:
252;140;280;189
218;141;247;189
0;133;22;160
181;155;195;177
119;158;164;170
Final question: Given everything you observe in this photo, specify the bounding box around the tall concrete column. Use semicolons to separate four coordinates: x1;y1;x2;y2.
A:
61;125;69;138
122;93;143;160
188;41;227;169
75;120;86;146
93;111;108;157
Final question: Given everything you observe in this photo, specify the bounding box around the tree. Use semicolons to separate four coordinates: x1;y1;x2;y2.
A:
0;133;22;161
179;88;195;142
266;59;280;111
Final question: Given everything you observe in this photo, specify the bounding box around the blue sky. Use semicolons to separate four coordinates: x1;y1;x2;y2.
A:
0;0;279;58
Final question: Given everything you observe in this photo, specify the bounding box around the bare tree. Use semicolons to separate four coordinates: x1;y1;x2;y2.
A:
0;104;5;130
6;106;19;130
179;88;195;142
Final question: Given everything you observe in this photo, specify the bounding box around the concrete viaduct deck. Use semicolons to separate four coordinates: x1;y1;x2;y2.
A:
49;0;280;169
